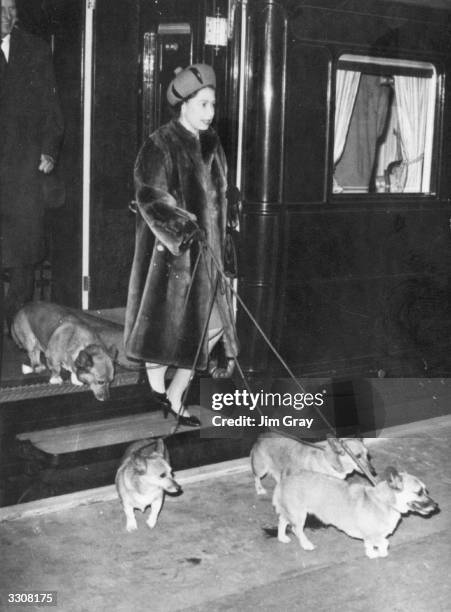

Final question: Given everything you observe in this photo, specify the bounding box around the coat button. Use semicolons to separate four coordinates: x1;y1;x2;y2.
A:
157;244;164;251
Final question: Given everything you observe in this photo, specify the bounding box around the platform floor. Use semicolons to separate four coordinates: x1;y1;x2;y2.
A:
0;417;450;612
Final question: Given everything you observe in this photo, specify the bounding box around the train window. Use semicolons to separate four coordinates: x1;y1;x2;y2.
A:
333;55;437;195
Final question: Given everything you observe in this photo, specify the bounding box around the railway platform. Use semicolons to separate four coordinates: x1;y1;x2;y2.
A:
0;415;450;611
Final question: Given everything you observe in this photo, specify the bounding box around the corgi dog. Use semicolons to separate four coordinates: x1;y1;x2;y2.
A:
251;433;375;495
11;301;116;401
273;466;438;559
115;438;181;532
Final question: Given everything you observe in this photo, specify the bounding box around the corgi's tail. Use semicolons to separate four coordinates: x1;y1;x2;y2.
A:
272;481;282;514
249;446;256;474
10;319;22;349
250;441;267;479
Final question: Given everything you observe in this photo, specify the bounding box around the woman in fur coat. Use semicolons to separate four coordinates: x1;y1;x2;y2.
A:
124;64;239;427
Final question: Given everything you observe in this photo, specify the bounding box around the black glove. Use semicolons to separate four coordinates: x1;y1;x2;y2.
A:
179;221;206;252
226;185;241;229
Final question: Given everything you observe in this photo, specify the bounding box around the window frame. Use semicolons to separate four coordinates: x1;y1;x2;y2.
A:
330;53;442;200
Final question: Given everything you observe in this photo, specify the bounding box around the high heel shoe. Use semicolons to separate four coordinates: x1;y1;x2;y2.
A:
149;387;172;411
163;404;201;427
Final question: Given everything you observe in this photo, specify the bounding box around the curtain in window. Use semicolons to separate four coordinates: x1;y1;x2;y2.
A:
334;69;361;164
377;103;401;178
335;75;391;192
394;76;431;192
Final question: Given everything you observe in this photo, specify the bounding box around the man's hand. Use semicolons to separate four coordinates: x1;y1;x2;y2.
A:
38;154;55;174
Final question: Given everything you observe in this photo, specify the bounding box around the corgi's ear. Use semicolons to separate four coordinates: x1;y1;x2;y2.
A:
107;345;118;361
327;436;345;456
324;447;343;471
155;437;165;455
384;466;403;491
131;451;147;474
282;466;292;478
75;349;93;370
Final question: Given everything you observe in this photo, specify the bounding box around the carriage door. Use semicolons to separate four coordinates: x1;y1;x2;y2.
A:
141;23;193;141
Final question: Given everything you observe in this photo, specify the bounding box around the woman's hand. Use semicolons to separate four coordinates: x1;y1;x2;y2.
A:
179;219;205;252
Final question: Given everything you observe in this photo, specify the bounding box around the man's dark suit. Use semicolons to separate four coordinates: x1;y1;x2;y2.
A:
0;25;64;323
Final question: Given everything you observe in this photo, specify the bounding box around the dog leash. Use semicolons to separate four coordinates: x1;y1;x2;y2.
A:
199;236;378;486
137;226;376;486
164;241;220;436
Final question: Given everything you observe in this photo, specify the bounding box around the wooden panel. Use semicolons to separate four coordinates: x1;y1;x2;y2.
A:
284;43;330;203
279;205;451;375
288;1;450;54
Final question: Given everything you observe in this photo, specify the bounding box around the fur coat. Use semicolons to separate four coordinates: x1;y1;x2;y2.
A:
124;120;239;370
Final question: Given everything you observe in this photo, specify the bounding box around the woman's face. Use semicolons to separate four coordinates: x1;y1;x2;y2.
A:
179;87;216;135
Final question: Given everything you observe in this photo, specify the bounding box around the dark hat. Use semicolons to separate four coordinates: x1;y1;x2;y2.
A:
167;64;216;106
